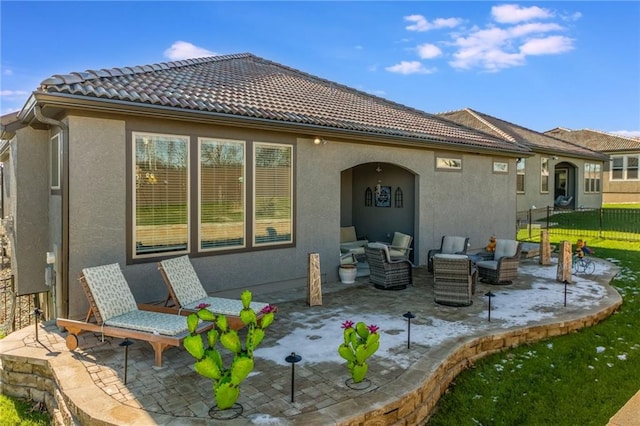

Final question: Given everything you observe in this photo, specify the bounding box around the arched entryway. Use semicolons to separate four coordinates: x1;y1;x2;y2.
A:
554;162;577;209
340;162;416;261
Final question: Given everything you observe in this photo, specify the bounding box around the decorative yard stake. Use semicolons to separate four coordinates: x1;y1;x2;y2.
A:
338;320;380;389
33;308;42;341
285;352;302;402
403;311;415;349
119;338;133;385
484;292;495;322
183;291;276;418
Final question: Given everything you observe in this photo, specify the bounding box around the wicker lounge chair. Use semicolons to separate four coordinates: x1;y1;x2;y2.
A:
387;231;413;260
56;263;213;367
427;236;469;272
476;239;522;285
157;255;271;330
365;243;412;290
433;254;477;306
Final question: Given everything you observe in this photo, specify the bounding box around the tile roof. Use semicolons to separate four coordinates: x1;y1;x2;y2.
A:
437;108;607;160
35;53;528;154
544;128;640;153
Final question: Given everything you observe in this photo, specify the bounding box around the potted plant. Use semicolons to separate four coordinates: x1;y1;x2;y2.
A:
183;291;276;418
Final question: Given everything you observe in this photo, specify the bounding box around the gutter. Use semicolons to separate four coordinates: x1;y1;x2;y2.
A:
33;105;69;320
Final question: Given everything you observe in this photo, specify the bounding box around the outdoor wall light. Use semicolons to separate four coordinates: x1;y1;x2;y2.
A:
313;137;326;145
552;155;559;160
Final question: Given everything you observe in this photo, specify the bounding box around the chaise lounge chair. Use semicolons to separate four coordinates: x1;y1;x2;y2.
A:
157;255;272;330
56;263;213;367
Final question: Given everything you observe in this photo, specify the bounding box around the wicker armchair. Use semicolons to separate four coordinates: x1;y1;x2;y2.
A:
427;236;469;272
365;243;412;290
433;254;477;306
476;239;522;284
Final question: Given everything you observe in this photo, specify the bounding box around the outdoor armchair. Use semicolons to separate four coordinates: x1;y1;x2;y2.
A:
476;239;522;285
433;254;477;306
55;263;213;367
387;231;413;260
427;236;469;272
365;242;412;290
340;226;368;259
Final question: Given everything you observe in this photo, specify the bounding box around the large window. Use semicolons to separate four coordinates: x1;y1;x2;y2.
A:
134;132;189;257
540;157;549;193
516;158;525;192
199;138;245;251
584;162;601;193
132;133;294;259
254;143;293;246
50;134;60;189
611;155;639;180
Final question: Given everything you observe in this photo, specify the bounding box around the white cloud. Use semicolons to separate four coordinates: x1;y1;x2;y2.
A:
611;130;640;138
164;41;216;61
509;22;564;38
3;69;13;76
492;4;553;24
417;43;443;59
0;90;29;97
520;36;574;55
405;14;462;32
385;61;436;75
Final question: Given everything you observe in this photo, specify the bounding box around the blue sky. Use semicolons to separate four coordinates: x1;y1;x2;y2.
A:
1;1;639;136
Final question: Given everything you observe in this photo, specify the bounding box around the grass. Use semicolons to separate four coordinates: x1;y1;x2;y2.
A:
0;390;51;425
427;237;640;425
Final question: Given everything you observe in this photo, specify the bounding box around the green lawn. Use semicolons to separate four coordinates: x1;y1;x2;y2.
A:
0;394;50;425
428;237;640;425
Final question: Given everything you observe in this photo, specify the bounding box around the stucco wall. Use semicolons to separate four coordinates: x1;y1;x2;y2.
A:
62;113;519;318
11;127;50;295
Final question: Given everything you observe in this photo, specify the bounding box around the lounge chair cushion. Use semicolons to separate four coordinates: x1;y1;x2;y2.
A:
105;310;190;336
160;256;208;306
368;242;392;262
183;296;270;315
442;236;467;254
82;263;138;321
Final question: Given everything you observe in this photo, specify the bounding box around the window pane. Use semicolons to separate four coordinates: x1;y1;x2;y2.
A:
516;159;525;192
51;134;60;189
541;158;549;192
200;139;245;250
134;133;189;256
628;156;639;179
436;157;462;169
254;143;292;245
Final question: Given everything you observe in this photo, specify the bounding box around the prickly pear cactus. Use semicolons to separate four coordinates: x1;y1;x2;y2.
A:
337;320;380;383
183;292;276;410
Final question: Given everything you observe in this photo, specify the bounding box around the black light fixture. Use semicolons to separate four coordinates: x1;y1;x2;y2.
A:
484;292;495;322
563;280;569;307
285;352;302;403
119;338;134;385
33;308;43;341
403;311;416;349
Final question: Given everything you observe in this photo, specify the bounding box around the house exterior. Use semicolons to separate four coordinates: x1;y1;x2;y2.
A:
438;109;607;212
0;53;532;321
545;128;640;204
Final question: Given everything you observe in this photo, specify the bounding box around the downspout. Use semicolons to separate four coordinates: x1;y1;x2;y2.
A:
34;105;69;319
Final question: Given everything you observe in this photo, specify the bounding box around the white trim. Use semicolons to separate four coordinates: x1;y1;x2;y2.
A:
50;133;61;190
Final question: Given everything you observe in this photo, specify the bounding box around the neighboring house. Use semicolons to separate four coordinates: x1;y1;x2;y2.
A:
438;109;608;212
0;53;532;321
545;128;640;204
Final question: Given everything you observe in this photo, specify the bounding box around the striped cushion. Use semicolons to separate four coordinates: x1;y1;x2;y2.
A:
105;310;189;336
160;256;208;306
82;263;137;321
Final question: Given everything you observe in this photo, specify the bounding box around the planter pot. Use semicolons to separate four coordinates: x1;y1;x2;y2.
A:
339;265;357;284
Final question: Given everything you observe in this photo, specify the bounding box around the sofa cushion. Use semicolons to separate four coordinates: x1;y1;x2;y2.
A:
340;226;357;243
442;236;466;254
494;239;519;261
476;260;498;270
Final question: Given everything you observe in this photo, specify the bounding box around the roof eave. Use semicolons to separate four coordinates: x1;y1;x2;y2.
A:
32;92;531;157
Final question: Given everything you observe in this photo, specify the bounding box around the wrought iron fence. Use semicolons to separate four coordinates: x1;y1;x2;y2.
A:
517;207;640;241
0;275;37;335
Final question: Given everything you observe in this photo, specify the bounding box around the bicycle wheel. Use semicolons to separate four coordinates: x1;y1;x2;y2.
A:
572;257;583;274
583;259;595;275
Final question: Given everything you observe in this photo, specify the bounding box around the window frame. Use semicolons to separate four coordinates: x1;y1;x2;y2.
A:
610;154;640;181
516;158;526;193
50;133;61;190
493;160;508;174
132;131;191;259
435;156;462;171
540;157;549;193
584;162;602;193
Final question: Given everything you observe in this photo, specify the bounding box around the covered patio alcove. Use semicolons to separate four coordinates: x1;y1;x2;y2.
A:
340;162;417;263
554;161;577;209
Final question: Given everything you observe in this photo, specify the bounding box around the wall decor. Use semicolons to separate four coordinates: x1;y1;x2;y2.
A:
394;187;403;208
365;187;372;206
375;185;391;207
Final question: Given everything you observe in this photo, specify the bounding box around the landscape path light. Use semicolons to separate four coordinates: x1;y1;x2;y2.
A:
402;311;416;349
484;292;495;322
285;352;302;403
